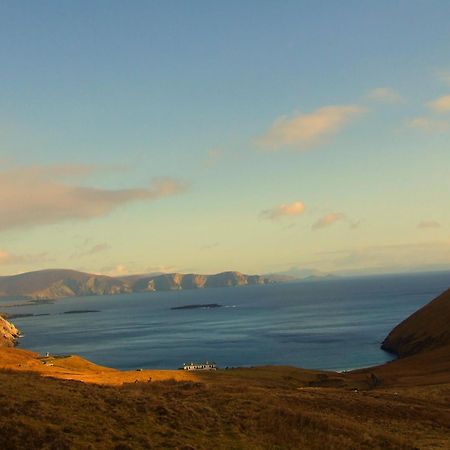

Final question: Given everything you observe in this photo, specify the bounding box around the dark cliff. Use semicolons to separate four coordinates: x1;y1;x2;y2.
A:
381;286;450;357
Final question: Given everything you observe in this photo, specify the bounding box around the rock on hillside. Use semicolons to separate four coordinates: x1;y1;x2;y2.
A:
381;287;450;357
0;315;20;347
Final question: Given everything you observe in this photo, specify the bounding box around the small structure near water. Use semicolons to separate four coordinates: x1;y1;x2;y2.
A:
182;361;217;371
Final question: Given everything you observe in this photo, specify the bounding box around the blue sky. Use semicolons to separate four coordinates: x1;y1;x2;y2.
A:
1;1;450;276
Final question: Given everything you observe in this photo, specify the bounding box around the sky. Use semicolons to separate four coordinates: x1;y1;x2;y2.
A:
1;1;450;277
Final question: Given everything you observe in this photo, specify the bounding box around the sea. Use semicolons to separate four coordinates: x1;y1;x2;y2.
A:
3;271;450;371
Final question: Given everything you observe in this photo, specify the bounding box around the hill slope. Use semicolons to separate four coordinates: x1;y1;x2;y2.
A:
0;269;130;300
381;287;450;357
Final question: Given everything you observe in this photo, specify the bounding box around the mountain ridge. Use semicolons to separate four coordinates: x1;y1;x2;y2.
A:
0;269;274;301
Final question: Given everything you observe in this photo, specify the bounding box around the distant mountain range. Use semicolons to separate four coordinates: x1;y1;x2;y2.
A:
267;267;335;281
0;269;274;301
268;266;335;281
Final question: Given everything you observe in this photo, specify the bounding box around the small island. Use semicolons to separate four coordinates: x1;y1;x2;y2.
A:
170;303;222;310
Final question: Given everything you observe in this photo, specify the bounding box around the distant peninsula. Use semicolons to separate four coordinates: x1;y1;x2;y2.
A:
0;269;275;302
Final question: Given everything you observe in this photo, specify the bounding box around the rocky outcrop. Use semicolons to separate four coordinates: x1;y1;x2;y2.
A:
381;287;450;357
0;315;20;347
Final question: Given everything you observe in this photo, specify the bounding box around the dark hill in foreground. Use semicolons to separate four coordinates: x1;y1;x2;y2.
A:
381;287;450;357
0;269;273;300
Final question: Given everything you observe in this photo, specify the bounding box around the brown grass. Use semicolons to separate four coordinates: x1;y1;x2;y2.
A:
0;354;449;449
0;347;198;385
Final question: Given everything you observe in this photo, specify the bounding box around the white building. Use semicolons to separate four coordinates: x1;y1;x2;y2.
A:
182;361;217;371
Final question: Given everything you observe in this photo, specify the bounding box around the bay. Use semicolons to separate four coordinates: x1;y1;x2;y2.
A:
7;271;450;371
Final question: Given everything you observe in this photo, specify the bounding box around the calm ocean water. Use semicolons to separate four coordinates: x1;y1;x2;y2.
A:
5;271;450;371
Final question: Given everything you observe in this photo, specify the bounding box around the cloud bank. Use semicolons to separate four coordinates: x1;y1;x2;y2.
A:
257;104;364;150
0;165;187;231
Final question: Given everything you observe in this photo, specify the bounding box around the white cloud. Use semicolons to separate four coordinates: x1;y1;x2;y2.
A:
367;87;403;103
260;201;305;220
257;105;364;150
427;94;450;113
0;164;188;231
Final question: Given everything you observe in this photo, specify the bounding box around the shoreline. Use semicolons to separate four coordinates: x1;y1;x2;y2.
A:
1;314;399;388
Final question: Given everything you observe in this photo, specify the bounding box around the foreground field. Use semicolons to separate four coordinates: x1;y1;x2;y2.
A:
0;349;449;449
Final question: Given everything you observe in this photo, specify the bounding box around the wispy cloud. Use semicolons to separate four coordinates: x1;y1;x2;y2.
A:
260;201;305;220
0;249;50;266
418;220;441;229
201;242;220;250
367;87;403;103
312;212;346;230
315;241;450;274
71;242;110;259
436;69;450;87
427;94;450;113
203;148;222;168
0;164;188;231
257;105;364;151
408;116;450;132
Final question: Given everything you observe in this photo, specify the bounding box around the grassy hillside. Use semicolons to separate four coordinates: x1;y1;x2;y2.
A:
1;364;449;450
